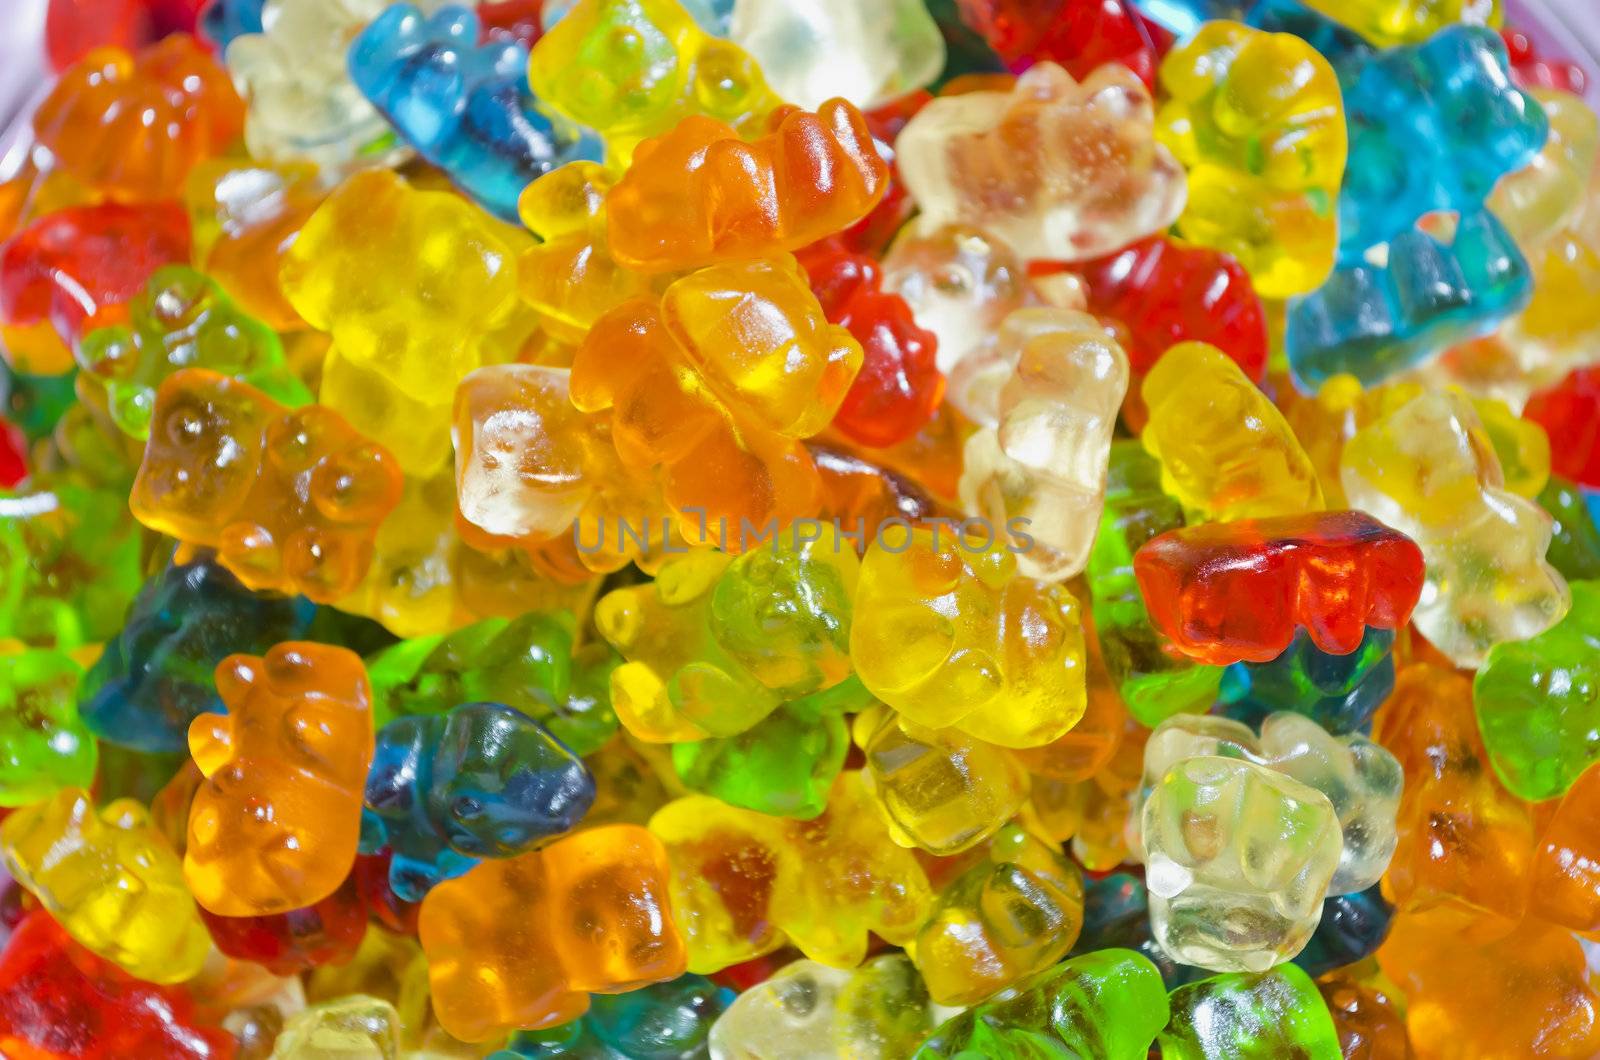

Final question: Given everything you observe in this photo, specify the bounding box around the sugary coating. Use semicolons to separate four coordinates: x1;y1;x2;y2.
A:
1379;910;1600;1059
728;0;942;109
266;995;402;1059
32;35;243;203
880;224;1035;375
131;369;403;602
1141;342;1323;520
184;159;325;331
1142;757;1341;972
897;62;1186;261
349;4;602;222
1316;971;1411;1060
0;910;235;1059
199;871;366;975
1301;0;1501;47
1218;626;1395;735
1490;88;1600;249
1338;26;1544;260
363;701;596;901
0;475;146;652
1140;711;1402;893
77;265;311;439
1077;235;1268;381
418;824;687;1042
914;947;1169;1059
955;0;1173;89
185;642;375;916
956;307;1129;582
79;553;315;753
1133;510;1425;666
1341;389;1570;666
596;532;857;741
529;0;781;165
911;823;1084;1005
1160;964;1341;1059
649;774;932;973
1472;579;1600;800
1374;664;1535;921
499;972;732;1059
224;0;442;176
366;610;618;754
571;260;860;532
1156;21;1345;297
1087;441;1223;726
0;201;192;352
281;168;519;405
796;242;944;449
0;650;95;805
1293;886;1393;977
0;789;208;983
516;162;654;343
851;527;1086;748
672;697;853;819
1286;209;1534;388
708;953;935;1060
857;708;1030;855
607;101;887;273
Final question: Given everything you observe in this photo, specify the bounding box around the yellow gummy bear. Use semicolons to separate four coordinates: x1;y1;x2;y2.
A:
1300;0;1501;47
1157;21;1347;297
0;788;209;983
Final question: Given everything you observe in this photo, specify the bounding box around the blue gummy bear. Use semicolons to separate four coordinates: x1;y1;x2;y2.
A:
362;701;595;902
78;552;316;753
199;0;266;51
1244;0;1373;68
1069;872;1207;990
1217;626;1395;735
348;3;603;221
493;973;735;1059
1337;25;1547;264
1286;208;1533;389
1292;886;1394;978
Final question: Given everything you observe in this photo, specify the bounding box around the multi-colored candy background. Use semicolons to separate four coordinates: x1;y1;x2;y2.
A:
1;0;1599;1056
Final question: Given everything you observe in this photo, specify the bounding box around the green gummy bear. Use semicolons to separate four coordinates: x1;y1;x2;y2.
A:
1159;963;1340;1059
1474;579;1600;801
1539;476;1600;582
0;650;96;806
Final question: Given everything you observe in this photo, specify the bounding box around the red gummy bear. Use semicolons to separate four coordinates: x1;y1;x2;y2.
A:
353;850;422;936
955;0;1172;89
1075;235;1269;382
0;423;25;489
1133;510;1426;665
45;0;205;70
1525;367;1600;488
837;91;932;255
477;0;542;45
198;872;367;976
798;242;944;448
0;202;192;350
1500;27;1587;96
0;912;235;1059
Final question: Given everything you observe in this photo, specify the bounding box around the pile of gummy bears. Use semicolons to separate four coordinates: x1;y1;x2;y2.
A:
3;0;1600;1054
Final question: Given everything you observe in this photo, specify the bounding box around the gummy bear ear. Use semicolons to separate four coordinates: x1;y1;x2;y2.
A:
187;711;236;777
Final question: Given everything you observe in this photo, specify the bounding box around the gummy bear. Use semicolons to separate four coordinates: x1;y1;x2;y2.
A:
349;3;602;222
131;369;404;602
529;0;780;165
199;870;366;975
199;0;266;50
1159;963;1341;1059
1526;366;1600;488
672;694;853;819
1540;474;1600;582
1140;342;1323;520
265;994;403;1059
1;788;209;983
1218;626;1396;735
1133;510;1425;666
0;650;96;804
1292;886;1393;978
46;0;207;69
499;972;732;1059
32;35;243;203
363;701;595;900
0;910;235;1059
955;0;1174;90
1489;87;1599;250
955;306;1128;582
418;823;687;1041
851;526;1087;748
1301;0;1501;47
1501;25;1588;95
1156;21;1345;298
185;642;375;916
897;61;1186;261
77;265;311;439
571;259;860;533
1341;389;1570;666
914;947;1169;1058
